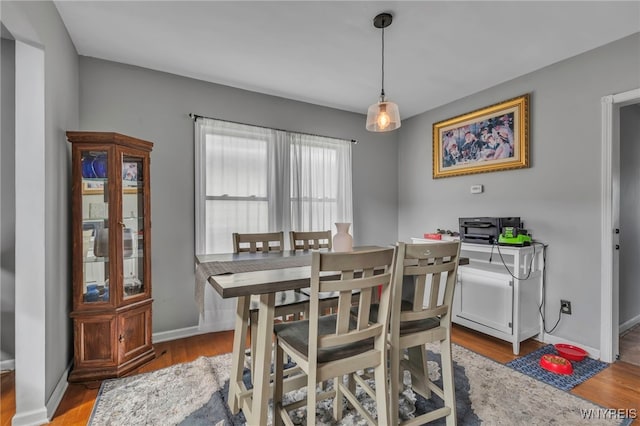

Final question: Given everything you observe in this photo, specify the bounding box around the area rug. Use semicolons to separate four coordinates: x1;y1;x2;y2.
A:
89;345;629;426
506;344;609;391
227;351;479;425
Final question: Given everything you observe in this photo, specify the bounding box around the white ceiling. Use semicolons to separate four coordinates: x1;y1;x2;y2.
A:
54;1;640;118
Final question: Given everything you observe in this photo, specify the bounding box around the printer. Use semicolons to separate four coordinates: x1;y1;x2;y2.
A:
458;217;522;245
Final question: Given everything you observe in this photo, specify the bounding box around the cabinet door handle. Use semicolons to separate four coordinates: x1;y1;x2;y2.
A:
119;334;125;343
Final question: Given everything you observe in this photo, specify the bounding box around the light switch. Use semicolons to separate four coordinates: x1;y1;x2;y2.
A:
470;184;483;194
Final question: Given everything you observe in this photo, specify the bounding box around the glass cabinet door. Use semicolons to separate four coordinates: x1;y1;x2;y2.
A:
81;150;110;303
121;154;146;299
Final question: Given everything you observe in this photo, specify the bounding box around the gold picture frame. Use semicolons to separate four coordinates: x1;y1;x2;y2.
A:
433;94;529;178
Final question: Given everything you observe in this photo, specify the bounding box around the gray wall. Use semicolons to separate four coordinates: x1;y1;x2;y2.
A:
40;2;78;400
398;33;640;350
78;57;398;332
620;103;640;326
1;37;16;364
2;0;79;417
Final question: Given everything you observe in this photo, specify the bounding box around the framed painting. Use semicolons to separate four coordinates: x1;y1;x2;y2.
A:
433;94;529;178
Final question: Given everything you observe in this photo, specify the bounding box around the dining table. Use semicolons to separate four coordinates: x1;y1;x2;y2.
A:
195;248;332;425
194;245;469;425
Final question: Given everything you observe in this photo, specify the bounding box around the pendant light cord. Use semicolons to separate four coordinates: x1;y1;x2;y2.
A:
380;25;385;98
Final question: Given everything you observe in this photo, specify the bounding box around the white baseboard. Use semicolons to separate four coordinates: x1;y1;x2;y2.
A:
620;314;640;334
10;406;48;426
1;358;15;372
196;321;235;334
6;362;69;425
152;322;235;343
541;333;601;361
152;325;207;343
46;363;71;420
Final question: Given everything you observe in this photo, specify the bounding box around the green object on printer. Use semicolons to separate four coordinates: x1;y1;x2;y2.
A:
498;227;532;246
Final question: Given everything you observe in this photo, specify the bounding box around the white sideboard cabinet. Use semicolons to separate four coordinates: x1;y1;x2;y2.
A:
411;238;545;354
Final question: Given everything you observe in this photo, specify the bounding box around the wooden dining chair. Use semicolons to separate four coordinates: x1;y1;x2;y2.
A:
233;231;285;253
289;230;332;250
290;230;343;312
273;248;395;426
232;232;310;369
387;241;461;426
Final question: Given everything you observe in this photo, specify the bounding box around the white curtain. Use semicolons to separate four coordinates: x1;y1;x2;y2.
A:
195;117;353;331
290;133;353;232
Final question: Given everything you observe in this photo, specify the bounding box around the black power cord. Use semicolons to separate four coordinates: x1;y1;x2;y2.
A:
490;241;561;333
491;241;537;281
535;244;562;334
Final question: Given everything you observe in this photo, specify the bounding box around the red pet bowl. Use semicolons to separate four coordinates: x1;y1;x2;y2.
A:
555;343;588;362
540;354;573;375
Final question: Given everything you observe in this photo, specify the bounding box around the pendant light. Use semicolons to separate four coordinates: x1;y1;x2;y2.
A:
366;12;401;132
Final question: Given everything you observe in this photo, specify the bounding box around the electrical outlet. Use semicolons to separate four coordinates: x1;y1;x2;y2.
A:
560;300;572;315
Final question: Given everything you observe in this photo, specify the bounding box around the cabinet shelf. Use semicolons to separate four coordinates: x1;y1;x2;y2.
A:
83;256;109;264
84;252;144;263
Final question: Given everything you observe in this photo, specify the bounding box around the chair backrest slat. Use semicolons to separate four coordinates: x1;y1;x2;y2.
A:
319;323;383;348
400;305;448;322
232;231;284;253
309;248;395;354
320;249;392;271
289;230;332;251
335;269;354;336
319;273;390;293
390;241;461;340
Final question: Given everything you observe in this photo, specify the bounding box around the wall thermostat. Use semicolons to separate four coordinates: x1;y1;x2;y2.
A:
470;184;484;194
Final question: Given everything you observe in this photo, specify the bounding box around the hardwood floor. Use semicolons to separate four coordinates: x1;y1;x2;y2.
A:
1;326;638;425
0;330;234;426
620;324;640;366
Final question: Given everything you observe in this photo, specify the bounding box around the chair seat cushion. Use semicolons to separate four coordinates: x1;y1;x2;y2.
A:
352;301;440;336
250;290;309;311
274;315;373;363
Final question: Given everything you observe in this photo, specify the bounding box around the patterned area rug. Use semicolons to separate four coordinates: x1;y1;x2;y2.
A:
222;351;478;425
506;344;609;391
89;344;629;426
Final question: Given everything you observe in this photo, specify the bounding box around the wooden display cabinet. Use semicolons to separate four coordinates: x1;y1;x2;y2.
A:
67;131;155;383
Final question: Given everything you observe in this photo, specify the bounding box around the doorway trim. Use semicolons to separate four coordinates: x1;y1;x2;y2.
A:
12;39;48;426
600;87;640;363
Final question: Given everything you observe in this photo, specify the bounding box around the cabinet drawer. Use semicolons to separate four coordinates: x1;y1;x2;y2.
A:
455;269;513;334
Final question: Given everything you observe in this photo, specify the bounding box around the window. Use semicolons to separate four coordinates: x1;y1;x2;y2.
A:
195;118;353;254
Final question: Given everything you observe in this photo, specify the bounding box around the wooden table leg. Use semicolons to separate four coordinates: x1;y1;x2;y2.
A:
249;292;276;425
229;295;250;414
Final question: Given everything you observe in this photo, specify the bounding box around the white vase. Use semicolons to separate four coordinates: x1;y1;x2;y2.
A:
333;222;353;252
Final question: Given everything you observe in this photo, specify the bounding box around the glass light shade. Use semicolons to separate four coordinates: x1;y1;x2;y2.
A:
366;101;401;132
